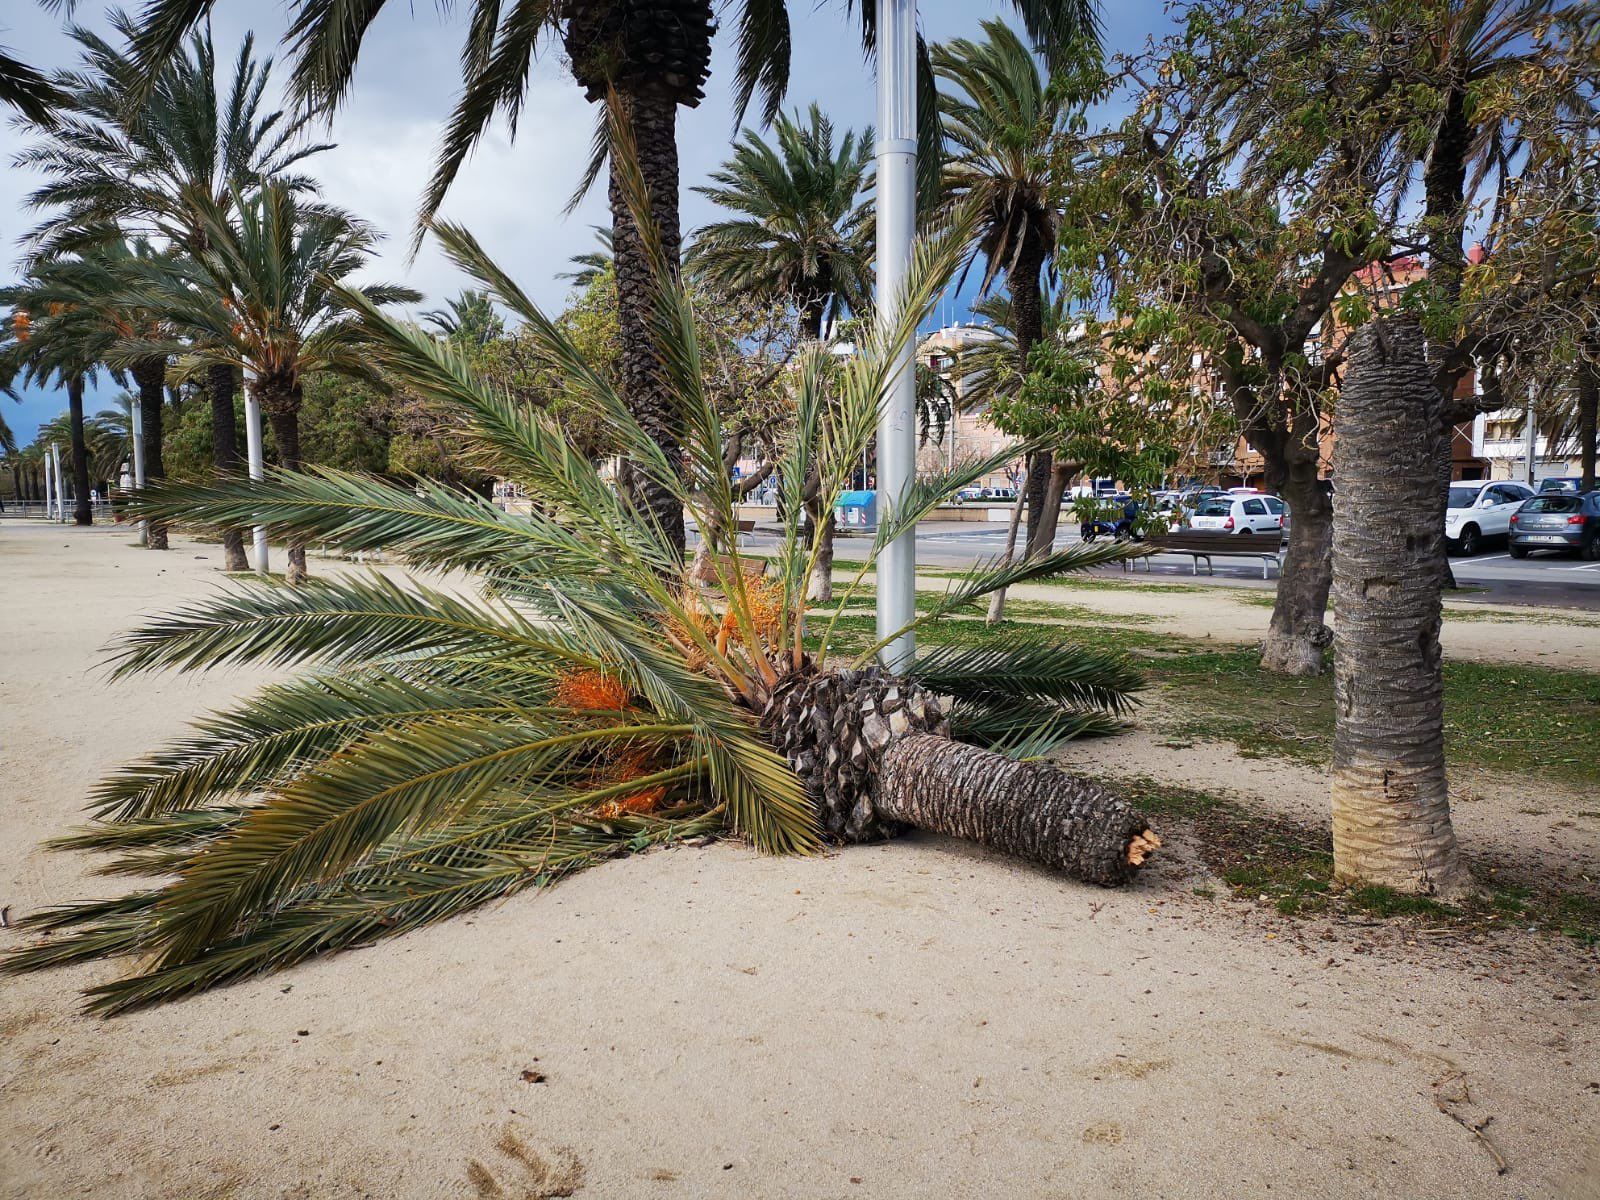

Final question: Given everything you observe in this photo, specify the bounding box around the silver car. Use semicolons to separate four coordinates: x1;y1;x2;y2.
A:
1508;491;1600;559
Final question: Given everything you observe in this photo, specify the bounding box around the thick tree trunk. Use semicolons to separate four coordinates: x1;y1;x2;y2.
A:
986;456;1029;625
609;86;686;559
67;376;91;525
1330;320;1472;900
262;389;308;586
1579;358;1598;493
1026;459;1071;558
1259;465;1333;675
133;357;168;550
878;733;1155;886
1008;238;1049;554
805;498;835;603
209;364;249;571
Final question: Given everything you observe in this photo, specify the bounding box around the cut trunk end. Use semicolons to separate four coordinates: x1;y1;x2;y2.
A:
878;733;1157;886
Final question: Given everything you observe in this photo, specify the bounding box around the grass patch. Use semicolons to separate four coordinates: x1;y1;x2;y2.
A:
1108;773;1600;943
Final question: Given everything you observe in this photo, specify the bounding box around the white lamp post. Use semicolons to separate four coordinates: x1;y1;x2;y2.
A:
43;441;55;519
243;386;269;572
50;442;65;522
130;398;148;544
875;0;918;672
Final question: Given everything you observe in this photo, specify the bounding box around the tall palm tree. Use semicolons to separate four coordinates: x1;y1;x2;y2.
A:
688;104;874;342
2;197;1152;1016
422;290;504;347
120;183;418;584
556;226;615;289
16;17;330;568
935;20;1072;558
0;273;113;526
5;240;181;547
126;1;1099;560
688;103;875;602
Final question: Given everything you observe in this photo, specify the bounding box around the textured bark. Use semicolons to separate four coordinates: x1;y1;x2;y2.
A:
608;87;687;559
1007;237;1049;554
879;734;1151;887
805;500;835;602
1330;320;1471;900
132;357;168;550
209;364;249;571
986;470;1027;625
260;383;308;586
1579;358;1598;493
1259;468;1333;675
762;667;1154;886
67;375;91;525
1026;460;1071;558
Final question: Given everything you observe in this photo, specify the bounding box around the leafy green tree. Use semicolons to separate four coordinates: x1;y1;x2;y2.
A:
556;227;615;290
2;206;1154;1016
422;290;504;348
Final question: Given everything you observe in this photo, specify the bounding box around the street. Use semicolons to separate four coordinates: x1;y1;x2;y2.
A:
735;520;1600;610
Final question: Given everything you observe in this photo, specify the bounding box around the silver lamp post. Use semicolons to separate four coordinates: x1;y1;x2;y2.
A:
243;386;269;572
130;397;148;543
874;0;918;671
50;442;65;522
43;440;56;520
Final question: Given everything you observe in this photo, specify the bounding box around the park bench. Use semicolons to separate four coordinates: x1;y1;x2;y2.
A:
1145;530;1288;579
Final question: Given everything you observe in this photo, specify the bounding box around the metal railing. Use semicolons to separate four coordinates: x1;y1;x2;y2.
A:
0;499;119;521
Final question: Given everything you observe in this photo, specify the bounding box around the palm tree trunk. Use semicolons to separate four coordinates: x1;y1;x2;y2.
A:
878;734;1154;885
1008;239;1050;556
67;375;91;526
987;457;1028;625
1579;356;1598;493
262;386;308;586
133;357;168;550
609;85;686;559
1259;461;1333;675
1330;319;1471;900
209;364;249;571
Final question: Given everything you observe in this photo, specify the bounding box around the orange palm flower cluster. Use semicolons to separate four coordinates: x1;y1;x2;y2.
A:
554;668;630;711
593;749;668;818
11;310;29;342
719;576;785;647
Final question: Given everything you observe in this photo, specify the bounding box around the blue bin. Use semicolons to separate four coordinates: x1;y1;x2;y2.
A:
834;490;878;530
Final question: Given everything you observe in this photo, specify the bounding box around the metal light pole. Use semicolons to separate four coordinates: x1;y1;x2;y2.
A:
130;398;148;544
50;443;64;522
875;0;918;671
1523;384;1537;488
243;386;269;572
43;441;56;519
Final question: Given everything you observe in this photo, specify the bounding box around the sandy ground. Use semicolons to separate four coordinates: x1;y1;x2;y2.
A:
2;523;1598;1200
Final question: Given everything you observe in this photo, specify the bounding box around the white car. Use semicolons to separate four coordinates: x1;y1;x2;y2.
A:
1445;481;1534;555
1189;494;1287;536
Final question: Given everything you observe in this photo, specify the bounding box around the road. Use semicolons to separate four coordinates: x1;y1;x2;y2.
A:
735;521;1600;611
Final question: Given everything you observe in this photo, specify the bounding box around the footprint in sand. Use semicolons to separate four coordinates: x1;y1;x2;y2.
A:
466;1125;585;1199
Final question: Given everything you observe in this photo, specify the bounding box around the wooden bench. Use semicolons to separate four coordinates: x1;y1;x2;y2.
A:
1146;531;1288;579
711;552;769;581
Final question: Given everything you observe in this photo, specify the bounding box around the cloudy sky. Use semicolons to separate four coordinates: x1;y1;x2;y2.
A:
2;0;1171;446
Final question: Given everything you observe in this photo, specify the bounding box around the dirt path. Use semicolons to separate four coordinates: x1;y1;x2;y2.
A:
2;524;1597;1199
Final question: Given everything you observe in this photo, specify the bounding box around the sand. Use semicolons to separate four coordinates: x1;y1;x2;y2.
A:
2;523;1597;1199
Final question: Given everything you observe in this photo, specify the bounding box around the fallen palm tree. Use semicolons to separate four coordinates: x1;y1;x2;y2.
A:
4;188;1155;1014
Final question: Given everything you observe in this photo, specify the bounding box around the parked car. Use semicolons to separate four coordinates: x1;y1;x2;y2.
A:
986;487;1019;502
1537;476;1584;494
1188;494;1286;536
1508;491;1600;559
1444;480;1534;555
952;486;986;505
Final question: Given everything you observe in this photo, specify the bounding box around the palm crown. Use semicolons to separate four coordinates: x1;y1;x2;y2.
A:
3;150;1151;1014
688;104;874;340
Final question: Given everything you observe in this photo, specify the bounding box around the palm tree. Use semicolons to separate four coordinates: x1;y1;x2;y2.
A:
0;275;111;526
16;18;330;568
422;290;504;347
2;196;1154;1015
127;1;1099;561
556;226;615;289
688;103;876;602
120;183;419;584
935;20;1073;559
688;105;874;342
5;240;181;547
